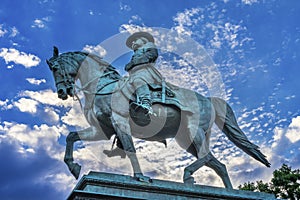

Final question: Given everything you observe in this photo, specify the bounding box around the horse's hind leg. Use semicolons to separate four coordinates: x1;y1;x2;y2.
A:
183;152;212;184
183;126;211;184
182;127;233;188
205;155;233;189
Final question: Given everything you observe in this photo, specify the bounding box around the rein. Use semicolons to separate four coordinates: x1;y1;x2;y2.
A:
74;71;123;96
55;52;127;110
72;52;124;96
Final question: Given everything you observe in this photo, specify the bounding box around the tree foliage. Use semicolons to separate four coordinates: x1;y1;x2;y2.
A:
239;164;300;200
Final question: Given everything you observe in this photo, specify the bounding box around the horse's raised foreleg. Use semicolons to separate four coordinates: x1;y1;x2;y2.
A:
205;155;233;189
64;126;106;179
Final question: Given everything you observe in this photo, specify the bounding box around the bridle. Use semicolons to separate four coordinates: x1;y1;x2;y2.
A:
50;53;124;99
50;58;76;97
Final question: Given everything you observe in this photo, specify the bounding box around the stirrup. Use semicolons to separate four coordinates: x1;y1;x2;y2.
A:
133;102;153;115
130;102;152;126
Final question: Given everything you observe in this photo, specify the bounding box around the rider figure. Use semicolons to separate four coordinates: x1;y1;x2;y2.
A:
103;32;163;158
125;31;161;115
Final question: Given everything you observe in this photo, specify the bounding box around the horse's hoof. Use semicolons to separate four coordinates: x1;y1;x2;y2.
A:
103;149;126;159
184;176;195;184
134;173;151;183
70;163;81;179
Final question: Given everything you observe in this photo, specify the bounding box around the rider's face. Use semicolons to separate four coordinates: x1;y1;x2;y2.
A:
132;37;147;50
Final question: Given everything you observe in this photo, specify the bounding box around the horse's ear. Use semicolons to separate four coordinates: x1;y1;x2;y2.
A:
53;46;59;57
46;59;52;70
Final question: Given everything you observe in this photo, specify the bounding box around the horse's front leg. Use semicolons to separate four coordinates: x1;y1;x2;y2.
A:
64;126;104;179
112;113;151;183
64;131;81;179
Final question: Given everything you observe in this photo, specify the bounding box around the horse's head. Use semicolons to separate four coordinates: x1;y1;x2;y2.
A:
46;46;79;100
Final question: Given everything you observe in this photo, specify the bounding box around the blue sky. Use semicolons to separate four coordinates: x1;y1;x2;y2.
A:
0;0;300;199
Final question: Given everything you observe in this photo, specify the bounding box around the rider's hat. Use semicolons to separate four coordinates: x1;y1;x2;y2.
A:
126;31;155;49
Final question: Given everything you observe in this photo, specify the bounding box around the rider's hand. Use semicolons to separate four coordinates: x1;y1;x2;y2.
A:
125;62;133;71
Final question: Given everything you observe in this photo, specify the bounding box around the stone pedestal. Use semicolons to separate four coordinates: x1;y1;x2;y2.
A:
67;171;276;200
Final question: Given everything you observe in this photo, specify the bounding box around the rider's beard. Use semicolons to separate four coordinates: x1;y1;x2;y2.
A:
132;44;139;50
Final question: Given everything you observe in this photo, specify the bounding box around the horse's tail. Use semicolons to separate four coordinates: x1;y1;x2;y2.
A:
210;97;271;167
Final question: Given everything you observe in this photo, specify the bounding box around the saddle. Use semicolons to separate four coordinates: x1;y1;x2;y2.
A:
128;83;179;126
148;83;184;108
110;77;198;119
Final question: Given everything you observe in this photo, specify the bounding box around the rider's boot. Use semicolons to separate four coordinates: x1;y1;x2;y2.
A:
133;85;153;115
137;97;153;114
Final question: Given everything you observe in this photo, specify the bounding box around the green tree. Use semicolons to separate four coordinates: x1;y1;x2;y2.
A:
238;181;256;191
239;164;300;200
271;164;300;199
256;180;273;194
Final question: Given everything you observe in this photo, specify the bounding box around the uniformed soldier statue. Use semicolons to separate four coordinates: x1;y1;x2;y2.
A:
125;31;163;116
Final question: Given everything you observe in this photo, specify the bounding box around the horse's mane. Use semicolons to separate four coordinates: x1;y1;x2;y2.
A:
60;51;122;80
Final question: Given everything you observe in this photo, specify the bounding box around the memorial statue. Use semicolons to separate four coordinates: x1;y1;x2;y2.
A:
46;33;271;189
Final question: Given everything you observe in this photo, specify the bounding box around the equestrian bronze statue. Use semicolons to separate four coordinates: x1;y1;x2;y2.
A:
47;44;270;189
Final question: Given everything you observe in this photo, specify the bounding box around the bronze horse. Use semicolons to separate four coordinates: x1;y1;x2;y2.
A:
47;47;270;188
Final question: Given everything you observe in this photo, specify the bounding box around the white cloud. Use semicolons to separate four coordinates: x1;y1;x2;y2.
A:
224;22;243;49
7;64;14;69
19;89;74;107
42;173;77;193
173;7;201;26
242;0;259;5
285;116;300;143
0;99;9;107
18;89;87;126
32;19;45;28
61;104;89;127
259;116;300;174
261;115;300;146
170;4;254;70
205;22;245;51
1;121;68;158
13;98;39;113
82;44;107;58
10;26;19;37
0;24;8;37
0;24;19;38
128;15;142;24
172;8;202;37
89;10;94;15
119;24;156;35
31;17;50;29
44;106;60;122
0;99;13;110
26;78;46;85
0;48;41;68
0;119;73;195
119;2;131;11
157;60;212;96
